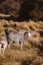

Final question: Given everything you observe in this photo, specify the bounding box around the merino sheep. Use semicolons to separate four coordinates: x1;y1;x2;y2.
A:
5;29;31;50
0;34;8;55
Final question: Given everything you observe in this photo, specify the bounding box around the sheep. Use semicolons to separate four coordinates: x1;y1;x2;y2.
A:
5;29;32;50
0;34;8;56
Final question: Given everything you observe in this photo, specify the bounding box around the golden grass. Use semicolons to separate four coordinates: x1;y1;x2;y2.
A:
0;19;43;65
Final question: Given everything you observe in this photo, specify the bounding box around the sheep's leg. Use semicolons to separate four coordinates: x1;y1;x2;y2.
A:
0;44;2;55
8;38;12;48
19;41;23;50
8;42;12;48
21;42;23;50
2;44;7;55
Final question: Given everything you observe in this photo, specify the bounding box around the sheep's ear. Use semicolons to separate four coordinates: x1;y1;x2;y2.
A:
28;32;31;37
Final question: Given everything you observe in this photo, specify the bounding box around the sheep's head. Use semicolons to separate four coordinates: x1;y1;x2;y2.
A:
24;31;32;41
28;31;32;37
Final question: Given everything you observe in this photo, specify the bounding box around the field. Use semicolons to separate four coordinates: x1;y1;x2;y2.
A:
0;19;43;65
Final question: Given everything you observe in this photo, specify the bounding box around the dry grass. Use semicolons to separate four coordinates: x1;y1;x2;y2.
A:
0;19;43;65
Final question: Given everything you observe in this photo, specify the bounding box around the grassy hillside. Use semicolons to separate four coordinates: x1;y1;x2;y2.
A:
0;19;43;65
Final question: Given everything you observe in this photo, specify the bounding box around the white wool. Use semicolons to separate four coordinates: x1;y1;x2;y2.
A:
0;36;8;55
